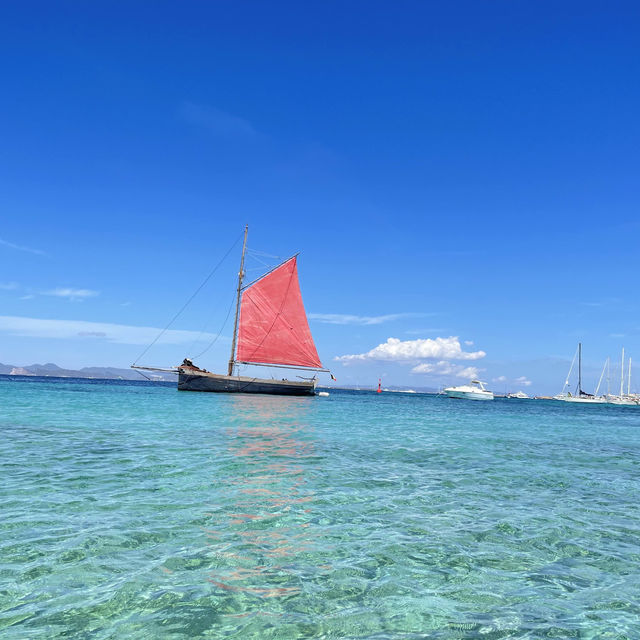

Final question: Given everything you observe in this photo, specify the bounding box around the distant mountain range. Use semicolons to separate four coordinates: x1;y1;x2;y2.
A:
0;362;176;381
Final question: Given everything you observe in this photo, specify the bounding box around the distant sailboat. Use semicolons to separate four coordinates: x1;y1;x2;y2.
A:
133;226;328;396
607;348;639;405
555;343;605;404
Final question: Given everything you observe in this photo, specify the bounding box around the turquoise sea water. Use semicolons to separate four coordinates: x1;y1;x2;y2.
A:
1;376;639;639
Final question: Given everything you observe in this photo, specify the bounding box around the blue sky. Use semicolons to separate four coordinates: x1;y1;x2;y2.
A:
1;1;639;394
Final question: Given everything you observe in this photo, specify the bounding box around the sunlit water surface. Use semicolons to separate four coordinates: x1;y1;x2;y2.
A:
1;376;639;638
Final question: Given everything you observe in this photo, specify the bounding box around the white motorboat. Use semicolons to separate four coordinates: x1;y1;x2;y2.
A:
507;391;529;399
444;380;494;401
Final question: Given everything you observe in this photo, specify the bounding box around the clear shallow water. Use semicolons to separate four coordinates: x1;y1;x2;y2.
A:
1;377;639;639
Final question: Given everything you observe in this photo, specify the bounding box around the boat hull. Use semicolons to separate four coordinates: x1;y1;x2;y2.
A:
178;370;317;396
555;395;606;404
606;397;639;406
445;390;494;401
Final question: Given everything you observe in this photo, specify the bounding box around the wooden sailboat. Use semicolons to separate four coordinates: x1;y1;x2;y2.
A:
175;226;326;396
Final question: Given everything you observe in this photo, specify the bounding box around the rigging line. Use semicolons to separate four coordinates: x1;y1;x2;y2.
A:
132;230;244;366
191;289;236;359
185;285;235;357
234;372;261;393
246;249;284;259
241;254;299;290
246;253;273;269
238;378;260;392
232;364;306;393
245;265;276;275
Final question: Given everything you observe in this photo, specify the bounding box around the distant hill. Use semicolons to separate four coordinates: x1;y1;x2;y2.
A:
0;362;176;381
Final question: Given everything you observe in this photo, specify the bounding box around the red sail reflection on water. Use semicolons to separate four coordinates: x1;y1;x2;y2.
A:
199;396;329;598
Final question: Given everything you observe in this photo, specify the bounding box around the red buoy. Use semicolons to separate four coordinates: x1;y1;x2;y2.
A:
377;378;382;393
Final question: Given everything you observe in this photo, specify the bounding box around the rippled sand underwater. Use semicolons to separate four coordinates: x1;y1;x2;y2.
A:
2;376;640;638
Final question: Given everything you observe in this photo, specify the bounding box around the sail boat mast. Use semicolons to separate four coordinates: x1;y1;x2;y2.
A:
578;342;582;395
620;347;625;398
228;225;249;376
561;345;578;395
595;358;607;397
628;356;632;396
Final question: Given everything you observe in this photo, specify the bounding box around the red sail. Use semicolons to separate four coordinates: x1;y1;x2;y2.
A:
236;257;322;369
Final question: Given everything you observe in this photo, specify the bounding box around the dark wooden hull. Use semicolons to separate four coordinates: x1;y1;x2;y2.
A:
178;370;316;396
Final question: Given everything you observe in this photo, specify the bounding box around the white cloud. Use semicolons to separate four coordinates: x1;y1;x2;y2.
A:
0;238;45;256
411;360;480;379
0;315;226;346
464;340;474;346
1;284;99;301
310;312;427;326
581;298;620;308
43;288;99;300
180;102;256;137
335;336;485;364
492;374;531;386
410;362;438;374
456;367;480;379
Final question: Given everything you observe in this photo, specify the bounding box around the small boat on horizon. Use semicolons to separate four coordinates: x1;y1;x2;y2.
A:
444;379;494;401
507;391;529;399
